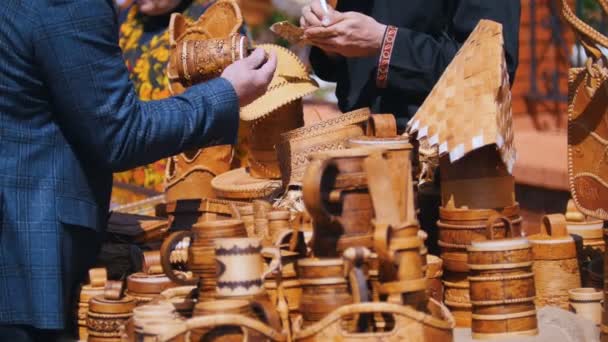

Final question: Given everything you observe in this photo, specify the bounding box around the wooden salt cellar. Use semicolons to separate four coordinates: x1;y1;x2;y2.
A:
87;283;136;342
78;268;108;341
569;288;603;326
467;216;538;339
528;214;581;309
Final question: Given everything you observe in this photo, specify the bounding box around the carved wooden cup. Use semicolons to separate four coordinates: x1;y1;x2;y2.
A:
213;237;281;297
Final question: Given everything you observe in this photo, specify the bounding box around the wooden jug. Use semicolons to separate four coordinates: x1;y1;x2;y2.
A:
303;147;383;256
528;214;581;309
466;216;538;339
160;219;247;295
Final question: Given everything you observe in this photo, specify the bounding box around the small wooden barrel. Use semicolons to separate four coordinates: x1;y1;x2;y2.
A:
126;273;178;305
569;288;603;326
426;255;444;303
87;295;136;342
297;258;355;327
528;214;581;309
467;216;537;339
442;271;472;328
191;299;254;342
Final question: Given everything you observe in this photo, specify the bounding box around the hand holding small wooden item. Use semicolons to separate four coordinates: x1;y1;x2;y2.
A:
301;1;386;57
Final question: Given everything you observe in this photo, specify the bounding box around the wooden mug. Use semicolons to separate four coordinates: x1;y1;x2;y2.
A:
172;33;249;85
214;237;281;297
302;147;386;256
160;219;248;294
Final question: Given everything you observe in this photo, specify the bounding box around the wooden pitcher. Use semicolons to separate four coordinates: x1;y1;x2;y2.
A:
160;219;247;295
466;216;538;340
302;147;384;256
528;214;581;309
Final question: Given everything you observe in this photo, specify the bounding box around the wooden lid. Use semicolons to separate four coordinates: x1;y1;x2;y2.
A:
568;288;603;301
127;273;177;295
211;167;282;200
279;108;370;142
296;258;343;267
89;295;136;314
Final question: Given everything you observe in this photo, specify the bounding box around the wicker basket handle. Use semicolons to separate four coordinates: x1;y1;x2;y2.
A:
160;230;199;286
560;0;608;59
485;215;520;240
540;214;569;238
182;314;288;342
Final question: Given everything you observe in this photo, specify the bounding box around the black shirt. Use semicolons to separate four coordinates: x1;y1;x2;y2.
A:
309;0;521;128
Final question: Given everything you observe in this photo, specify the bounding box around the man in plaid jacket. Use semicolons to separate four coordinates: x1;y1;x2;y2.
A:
0;0;276;340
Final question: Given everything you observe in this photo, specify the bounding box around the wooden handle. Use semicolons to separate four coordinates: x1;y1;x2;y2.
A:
183;314;288;342
261;247;282;280
142;250;162;275
160;230;199;286
302;158;335;228
540;214;568;237
485;215;518;240
89;268;107;288
104;279;125;300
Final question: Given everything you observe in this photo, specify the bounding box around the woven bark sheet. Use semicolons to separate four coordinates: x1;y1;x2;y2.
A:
407;20;516;172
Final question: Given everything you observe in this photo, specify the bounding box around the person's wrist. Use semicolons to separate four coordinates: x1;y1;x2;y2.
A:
373;23;388;55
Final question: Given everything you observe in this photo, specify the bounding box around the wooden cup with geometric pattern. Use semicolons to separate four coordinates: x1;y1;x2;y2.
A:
214;238;281;297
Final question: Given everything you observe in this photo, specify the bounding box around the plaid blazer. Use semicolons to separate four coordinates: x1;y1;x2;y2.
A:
0;0;239;329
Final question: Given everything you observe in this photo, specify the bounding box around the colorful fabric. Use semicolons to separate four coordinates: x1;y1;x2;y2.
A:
113;0;212;200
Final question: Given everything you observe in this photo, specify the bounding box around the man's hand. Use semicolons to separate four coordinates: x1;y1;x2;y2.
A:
221;48;277;107
300;2;387;58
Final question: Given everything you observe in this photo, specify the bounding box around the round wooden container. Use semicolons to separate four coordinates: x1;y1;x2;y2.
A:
303;147;384;256
132;302;177;340
160;219;247;294
528;214;581;309
438;204;521;273
569;288;603;326
191;299;254;342
87;295;136;341
443;271;472;328
78;285;106;341
467;217;537;339
296;258;356;327
126;273;178;305
426;255;444;303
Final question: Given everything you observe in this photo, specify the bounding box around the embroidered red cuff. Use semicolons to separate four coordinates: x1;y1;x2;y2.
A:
376;25;398;89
